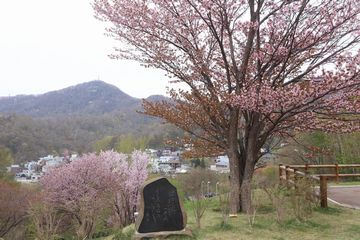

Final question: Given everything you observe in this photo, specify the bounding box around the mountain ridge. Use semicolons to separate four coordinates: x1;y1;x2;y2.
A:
0;80;167;117
0;80;175;163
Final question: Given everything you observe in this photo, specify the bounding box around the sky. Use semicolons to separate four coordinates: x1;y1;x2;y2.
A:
0;0;170;98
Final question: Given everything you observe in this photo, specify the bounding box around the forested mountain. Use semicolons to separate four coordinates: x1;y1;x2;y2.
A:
0;81;177;163
0;81;142;116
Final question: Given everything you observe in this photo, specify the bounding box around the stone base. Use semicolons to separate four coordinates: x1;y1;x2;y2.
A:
134;228;192;239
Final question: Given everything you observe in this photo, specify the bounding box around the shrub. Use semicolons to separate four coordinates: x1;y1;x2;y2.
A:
40;150;149;239
0;181;34;238
255;166;288;224
112;227;134;240
177;169;218;229
290;177;318;221
217;182;230;226
28;195;65;240
261;183;288;224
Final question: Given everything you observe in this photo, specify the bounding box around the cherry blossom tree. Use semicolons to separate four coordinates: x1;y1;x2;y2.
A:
94;0;360;213
99;150;149;227
41;153;116;239
41;150;149;239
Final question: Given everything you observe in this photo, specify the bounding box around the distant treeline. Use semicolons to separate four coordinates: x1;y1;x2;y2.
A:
0;113;182;163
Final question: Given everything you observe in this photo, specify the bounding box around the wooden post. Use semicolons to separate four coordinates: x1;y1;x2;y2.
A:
335;164;339;183
279;164;283;184
294;169;299;193
320;176;328;208
285;166;290;189
305;163;309;175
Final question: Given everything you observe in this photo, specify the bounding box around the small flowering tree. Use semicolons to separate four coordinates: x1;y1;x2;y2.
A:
41;153;116;239
41;150;149;239
99;150;149;227
94;0;360;214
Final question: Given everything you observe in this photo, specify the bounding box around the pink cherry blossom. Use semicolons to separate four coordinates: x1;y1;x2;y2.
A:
41;150;149;237
93;0;360;214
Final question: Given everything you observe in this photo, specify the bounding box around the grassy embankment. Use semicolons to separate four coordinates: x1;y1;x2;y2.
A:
99;191;360;240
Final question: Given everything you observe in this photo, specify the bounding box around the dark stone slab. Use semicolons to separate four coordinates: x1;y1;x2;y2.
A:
137;178;184;233
135;177;191;238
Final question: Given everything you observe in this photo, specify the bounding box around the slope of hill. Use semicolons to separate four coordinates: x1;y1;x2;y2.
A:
0;81;141;117
0;81;176;163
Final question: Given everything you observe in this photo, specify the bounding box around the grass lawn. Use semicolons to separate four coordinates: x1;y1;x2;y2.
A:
175;197;360;240
179;205;360;240
329;181;360;186
99;190;360;240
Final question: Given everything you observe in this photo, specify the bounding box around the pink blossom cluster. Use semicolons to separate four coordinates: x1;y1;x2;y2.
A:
93;0;360;138
41;152;115;214
231;77;359;134
40;150;149;225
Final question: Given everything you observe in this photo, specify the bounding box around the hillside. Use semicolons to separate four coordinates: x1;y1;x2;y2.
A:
0;81;176;163
0;81;142;117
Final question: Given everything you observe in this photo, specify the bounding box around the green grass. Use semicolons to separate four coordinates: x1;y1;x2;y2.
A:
174;203;360;240
167;190;360;240
98;191;360;240
329;181;360;186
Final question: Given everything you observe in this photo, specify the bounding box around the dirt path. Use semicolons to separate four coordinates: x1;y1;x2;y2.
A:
327;186;360;209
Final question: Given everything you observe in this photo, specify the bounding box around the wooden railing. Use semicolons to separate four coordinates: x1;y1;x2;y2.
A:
279;164;360;208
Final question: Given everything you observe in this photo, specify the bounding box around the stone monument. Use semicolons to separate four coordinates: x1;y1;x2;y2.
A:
134;177;192;239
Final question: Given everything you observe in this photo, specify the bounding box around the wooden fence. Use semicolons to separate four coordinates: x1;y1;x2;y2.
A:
279;164;360;208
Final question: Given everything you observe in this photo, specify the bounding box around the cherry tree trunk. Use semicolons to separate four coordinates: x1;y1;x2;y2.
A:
240;131;258;214
228;149;256;214
227;109;242;214
240;162;255;214
227;149;241;214
228;123;259;214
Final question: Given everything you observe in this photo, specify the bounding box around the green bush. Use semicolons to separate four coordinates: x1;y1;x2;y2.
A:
112;228;134;240
92;228;112;238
